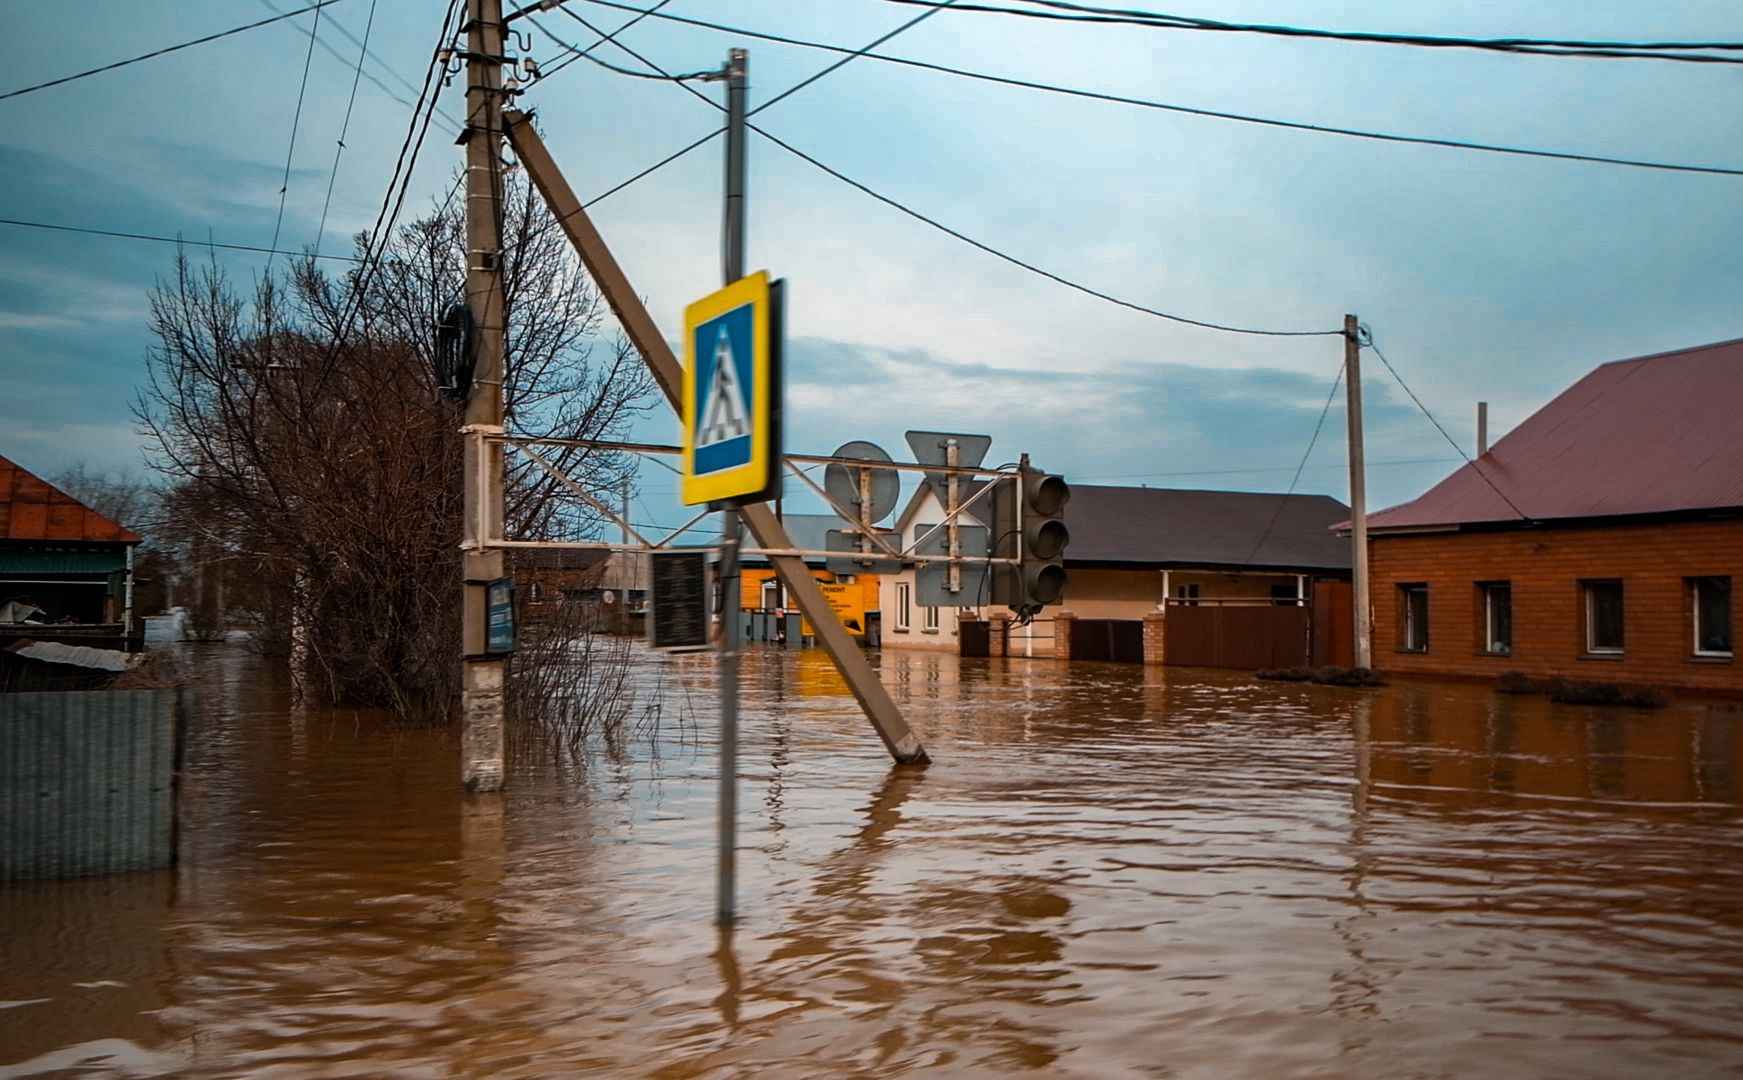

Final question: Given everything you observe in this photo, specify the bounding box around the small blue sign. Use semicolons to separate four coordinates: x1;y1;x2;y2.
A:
691;302;756;476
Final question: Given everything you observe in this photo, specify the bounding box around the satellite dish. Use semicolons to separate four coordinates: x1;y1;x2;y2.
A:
824;440;900;526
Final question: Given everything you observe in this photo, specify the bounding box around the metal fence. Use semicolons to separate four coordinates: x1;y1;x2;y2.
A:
1;688;186;881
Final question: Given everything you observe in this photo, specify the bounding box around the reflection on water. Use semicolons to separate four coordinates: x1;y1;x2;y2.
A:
3;646;1742;1077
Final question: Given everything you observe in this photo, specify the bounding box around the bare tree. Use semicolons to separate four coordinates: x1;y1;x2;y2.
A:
136;173;657;714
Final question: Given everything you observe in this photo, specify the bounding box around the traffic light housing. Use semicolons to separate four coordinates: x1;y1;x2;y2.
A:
990;468;1070;615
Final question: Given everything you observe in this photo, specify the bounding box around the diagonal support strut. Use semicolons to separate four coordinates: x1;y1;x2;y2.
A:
504;108;927;765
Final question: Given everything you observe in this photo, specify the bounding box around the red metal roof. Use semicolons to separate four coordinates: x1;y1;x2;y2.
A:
1366;337;1743;531
0;454;141;543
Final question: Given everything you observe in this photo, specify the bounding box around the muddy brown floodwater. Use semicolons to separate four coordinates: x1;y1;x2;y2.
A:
3;644;1743;1078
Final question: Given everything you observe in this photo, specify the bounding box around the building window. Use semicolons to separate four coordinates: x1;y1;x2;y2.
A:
1479;581;1512;654
1691;576;1733;657
894;582;911;632
922;604;940;632
1583;579;1624;654
1175;583;1200;607
761;580;780;611
1399;583;1429;652
1270;583;1301;606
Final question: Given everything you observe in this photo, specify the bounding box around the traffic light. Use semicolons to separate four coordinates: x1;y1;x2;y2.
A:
990;468;1071;615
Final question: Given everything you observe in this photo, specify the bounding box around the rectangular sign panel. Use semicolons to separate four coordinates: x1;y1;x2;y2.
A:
484;577;516;655
648;550;712;652
682;272;783;506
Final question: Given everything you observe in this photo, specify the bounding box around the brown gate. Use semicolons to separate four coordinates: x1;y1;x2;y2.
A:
1070;619;1145;663
959;619;991;658
1311;580;1354;667
1164;605;1309;669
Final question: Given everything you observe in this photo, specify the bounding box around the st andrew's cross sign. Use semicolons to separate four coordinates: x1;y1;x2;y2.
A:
681;271;784;506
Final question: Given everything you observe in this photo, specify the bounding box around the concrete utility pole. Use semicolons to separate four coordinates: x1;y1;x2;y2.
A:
1345;314;1371;669
1476;401;1489;457
460;0;508;793
716;47;748;927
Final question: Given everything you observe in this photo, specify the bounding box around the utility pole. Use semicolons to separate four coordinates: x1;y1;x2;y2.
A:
1476;401;1489;457
1344;314;1371;669
716;47;748;927
460;0;508;793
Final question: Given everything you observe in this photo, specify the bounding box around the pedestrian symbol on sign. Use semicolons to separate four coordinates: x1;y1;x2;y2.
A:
698;325;750;446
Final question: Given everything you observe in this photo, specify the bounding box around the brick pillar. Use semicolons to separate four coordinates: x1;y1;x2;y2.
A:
1143;610;1166;665
1053;611;1075;660
988;613;1010;657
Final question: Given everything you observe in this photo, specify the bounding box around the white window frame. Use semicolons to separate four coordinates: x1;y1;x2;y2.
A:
1400;583;1429;653
761;580;781;611
894;582;911;633
1481;581;1512;655
1175;583;1200;607
922;604;940;632
1583;579;1625;655
1691;576;1733;658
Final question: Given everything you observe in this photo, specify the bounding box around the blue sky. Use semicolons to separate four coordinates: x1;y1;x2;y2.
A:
2;0;1740;536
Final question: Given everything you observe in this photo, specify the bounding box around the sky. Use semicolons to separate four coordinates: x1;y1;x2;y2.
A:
2;0;1740;540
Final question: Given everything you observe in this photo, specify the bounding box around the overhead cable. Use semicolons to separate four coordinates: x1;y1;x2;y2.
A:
0;217;364;262
568;0;1743;178
880;0;1743;64
536;0;676;81
555;3;1341;337
267;1;327;270
1241;359;1343;565
0;0;350;103
257;0;464;136
1361;329;1532;521
314;0;382;256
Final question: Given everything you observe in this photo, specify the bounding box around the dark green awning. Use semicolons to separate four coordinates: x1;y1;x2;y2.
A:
0;551;127;575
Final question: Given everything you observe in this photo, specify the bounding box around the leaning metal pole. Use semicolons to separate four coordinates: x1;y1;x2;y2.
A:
501;109;928;766
460;0;508;792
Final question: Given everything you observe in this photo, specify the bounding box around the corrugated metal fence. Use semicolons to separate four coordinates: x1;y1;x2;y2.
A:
1;688;186;881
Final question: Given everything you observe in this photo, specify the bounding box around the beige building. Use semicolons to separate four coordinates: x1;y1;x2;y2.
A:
880;482;1352;665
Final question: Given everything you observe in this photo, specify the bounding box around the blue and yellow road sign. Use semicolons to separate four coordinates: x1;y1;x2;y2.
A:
682;271;783;505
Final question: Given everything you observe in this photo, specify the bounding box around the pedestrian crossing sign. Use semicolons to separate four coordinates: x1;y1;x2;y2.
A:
682;271;783;505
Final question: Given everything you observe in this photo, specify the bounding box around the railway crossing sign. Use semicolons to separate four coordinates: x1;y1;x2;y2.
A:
682;271;783;505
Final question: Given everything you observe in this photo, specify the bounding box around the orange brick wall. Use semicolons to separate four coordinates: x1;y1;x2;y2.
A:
1369;519;1741;693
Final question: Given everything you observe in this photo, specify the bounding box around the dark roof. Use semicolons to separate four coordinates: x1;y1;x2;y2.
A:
1067;485;1351;571
0;454;141;544
743;513;847;566
1366;337;1743;531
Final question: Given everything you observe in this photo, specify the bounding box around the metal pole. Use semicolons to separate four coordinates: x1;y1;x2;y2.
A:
1345;314;1371;669
460;0;508;792
716;47;748;927
1476;401;1489;457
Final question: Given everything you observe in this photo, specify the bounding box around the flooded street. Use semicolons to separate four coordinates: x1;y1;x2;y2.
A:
4;644;1742;1078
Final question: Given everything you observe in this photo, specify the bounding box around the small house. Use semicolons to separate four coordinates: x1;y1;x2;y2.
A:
1360;337;1741;694
0;454;142;652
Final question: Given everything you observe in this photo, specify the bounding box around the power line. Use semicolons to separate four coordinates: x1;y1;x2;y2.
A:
0;217;364;262
751;122;1340;337
1241;359;1342;565
315;0;381;256
268;1;327;270
1360;329;1531;522
749;0;960;117
1077;457;1458;482
567;0;1743;179
538;0;675;82
0;0;350;103
257;0;464;137
556;4;1339;336
319;0;461;364
879;0;1743;65
526;13;720;82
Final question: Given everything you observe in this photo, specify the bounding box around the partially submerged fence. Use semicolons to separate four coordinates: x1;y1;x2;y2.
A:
1;688;186;881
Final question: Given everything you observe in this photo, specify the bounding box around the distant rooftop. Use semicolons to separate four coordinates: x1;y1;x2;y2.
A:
1366;337;1743;531
1067;485;1351;571
0;454;141;544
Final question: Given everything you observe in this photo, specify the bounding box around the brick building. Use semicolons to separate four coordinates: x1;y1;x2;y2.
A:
1361;338;1740;694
